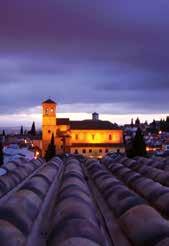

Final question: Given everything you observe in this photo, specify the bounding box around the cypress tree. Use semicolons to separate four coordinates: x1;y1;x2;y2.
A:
132;127;147;157
135;117;140;126
160;119;166;132
0;142;3;166
30;122;36;136
2;130;5;137
45;133;56;161
166;116;169;132
20;126;24;136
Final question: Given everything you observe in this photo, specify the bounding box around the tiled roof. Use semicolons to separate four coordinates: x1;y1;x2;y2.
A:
42;98;56;104
57;118;70;125
1;155;169;245
70;120;120;130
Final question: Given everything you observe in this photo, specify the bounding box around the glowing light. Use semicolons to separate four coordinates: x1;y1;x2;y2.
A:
34;150;40;159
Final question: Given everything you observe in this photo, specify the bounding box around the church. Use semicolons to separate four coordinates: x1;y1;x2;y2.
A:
42;99;124;157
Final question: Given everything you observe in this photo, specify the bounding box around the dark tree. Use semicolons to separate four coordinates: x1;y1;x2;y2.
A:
30;122;36;136
152;119;156;128
135;117;140;126
149;119;158;134
0;142;3;166
166;116;169;132
159;119;166;131
20;126;24;136
45;133;56;161
127;127;147;158
2;130;6;136
144;120;148;125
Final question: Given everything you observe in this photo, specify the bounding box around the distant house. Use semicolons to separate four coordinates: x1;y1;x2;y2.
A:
42;99;124;157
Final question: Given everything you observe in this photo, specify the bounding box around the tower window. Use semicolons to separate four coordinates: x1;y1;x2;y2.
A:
45;108;49;115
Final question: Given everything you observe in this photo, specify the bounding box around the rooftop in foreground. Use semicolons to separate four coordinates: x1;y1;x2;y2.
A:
0;155;169;245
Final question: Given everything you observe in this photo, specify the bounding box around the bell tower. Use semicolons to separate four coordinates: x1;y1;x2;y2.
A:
42;99;57;156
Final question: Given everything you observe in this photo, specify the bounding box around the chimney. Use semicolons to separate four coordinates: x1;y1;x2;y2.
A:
92;112;99;121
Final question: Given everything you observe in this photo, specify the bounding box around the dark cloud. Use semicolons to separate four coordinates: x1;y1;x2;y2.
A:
0;0;169;115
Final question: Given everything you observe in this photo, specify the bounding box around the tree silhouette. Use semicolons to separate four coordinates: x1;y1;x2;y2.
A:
127;127;147;158
20;126;24;136
0;142;3;166
30;122;36;136
2;130;6;137
135;117;140;126
45;133;56;161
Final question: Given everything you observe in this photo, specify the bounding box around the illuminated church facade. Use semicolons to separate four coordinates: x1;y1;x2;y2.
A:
42;99;124;157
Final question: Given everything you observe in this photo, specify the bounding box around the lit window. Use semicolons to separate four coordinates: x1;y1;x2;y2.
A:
45;108;49;115
51;108;54;113
89;149;92;153
109;134;112;140
82;149;86;153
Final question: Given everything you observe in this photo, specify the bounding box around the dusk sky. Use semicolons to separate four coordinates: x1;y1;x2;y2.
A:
1;1;169;126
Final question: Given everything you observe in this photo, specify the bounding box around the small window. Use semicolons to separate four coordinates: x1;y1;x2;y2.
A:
75;149;78;154
99;149;102;153
89;149;92;153
82;149;86;153
92;134;95;140
105;149;109;153
109;134;112;140
75;134;78;140
50;108;54;113
61;145;63;149
45;108;49;115
48;130;51;134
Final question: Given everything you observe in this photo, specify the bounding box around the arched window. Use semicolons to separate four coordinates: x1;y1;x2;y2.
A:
75;149;78;154
82;149;86;153
45;108;49;115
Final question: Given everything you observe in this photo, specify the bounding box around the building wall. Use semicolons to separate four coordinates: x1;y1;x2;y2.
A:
42;101;124;157
70;146;125;158
70;129;123;144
